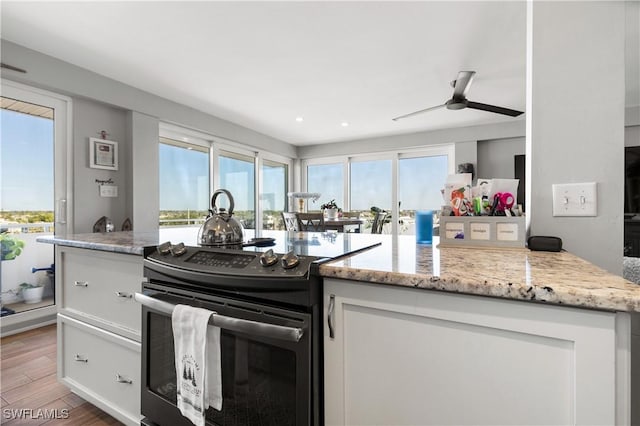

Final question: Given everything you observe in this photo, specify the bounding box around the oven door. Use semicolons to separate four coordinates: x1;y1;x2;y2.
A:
138;285;313;426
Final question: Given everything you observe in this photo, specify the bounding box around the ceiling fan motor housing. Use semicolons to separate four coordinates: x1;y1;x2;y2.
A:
446;98;467;110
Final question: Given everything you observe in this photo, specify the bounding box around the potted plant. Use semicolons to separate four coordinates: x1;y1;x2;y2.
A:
1;233;26;309
321;199;339;220
19;282;44;304
1;233;25;261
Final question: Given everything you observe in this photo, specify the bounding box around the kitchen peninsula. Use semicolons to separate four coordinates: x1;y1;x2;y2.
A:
39;230;640;425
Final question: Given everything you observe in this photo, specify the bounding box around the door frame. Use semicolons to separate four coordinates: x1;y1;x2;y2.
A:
1;80;72;336
1;79;74;234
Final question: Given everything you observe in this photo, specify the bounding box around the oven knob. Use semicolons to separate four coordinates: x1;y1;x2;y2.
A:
170;242;187;257
157;241;172;255
281;250;300;270
259;249;278;267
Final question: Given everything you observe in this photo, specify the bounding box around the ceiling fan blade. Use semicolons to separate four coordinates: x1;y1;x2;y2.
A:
466;101;524;117
392;104;446;121
452;71;476;99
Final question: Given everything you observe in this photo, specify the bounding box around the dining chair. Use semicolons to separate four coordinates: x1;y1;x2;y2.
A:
296;213;326;232
370;211;388;234
281;212;299;231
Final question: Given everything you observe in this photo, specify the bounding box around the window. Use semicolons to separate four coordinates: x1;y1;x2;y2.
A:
158;125;292;231
305;146;452;235
350;159;393;212
307;163;343;211
398;155;449;235
261;159;288;230
350;159;392;233
219;151;255;229
159;138;209;226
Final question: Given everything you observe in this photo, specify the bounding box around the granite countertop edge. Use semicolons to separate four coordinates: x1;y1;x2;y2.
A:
318;265;640;313
37;233;640;313
36;234;147;255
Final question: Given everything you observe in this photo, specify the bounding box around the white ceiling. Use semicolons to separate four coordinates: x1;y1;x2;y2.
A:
0;1;637;146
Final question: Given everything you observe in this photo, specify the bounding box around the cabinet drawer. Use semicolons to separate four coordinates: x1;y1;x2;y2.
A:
59;314;141;425
59;247;142;335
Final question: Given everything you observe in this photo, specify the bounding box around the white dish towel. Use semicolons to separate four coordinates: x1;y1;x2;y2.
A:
172;304;222;426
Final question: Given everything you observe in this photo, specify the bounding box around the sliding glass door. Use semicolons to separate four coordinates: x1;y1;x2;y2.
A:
0;81;70;327
307;163;344;211
158;137;209;226
261;159;288;230
218;151;256;229
398;154;449;235
305;147;452;235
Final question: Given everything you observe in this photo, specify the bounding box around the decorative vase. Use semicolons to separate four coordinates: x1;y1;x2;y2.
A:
326;208;338;220
22;286;44;304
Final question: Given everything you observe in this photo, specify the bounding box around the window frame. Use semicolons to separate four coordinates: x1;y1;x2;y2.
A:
302;144;455;235
158;123;293;231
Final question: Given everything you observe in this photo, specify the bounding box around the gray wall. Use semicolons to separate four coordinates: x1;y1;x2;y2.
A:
626;126;640;147
128;112;160;232
73;99;129;233
296;120;525;159
528;1;626;274
477;137;525;180
454;141;478;179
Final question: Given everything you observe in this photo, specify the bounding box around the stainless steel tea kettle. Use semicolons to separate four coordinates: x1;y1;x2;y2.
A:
198;189;244;246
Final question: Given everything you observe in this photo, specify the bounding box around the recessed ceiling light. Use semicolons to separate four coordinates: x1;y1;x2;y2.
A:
341;122;349;127
187;146;193;150
295;117;304;122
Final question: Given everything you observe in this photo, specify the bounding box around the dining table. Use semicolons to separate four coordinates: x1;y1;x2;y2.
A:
324;217;364;233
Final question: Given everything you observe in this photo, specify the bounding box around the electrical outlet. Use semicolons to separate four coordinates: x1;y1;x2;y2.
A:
99;185;118;197
552;182;597;217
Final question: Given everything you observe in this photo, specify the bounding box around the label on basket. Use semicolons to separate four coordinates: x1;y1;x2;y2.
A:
445;222;465;239
496;223;519;241
470;222;490;240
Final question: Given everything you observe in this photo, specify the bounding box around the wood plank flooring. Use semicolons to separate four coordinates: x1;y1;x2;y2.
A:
1;324;123;425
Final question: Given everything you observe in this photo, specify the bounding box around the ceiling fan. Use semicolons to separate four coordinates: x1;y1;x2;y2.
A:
392;71;524;121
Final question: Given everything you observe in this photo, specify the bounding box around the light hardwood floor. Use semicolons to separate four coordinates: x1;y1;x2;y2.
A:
1;324;123;425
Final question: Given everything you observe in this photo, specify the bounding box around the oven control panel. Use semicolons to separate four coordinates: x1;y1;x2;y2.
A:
187;251;255;269
145;243;321;278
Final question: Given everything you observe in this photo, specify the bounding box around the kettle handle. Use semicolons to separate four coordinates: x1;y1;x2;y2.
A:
211;189;235;217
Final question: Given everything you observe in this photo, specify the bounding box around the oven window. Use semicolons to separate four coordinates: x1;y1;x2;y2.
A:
148;312;297;426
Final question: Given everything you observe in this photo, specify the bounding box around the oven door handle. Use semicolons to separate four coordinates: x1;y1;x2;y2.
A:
134;292;304;343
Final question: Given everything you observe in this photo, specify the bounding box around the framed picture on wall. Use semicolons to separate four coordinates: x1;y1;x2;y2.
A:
89;137;118;170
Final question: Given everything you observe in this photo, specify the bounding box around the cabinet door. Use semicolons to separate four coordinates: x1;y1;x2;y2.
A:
323;279;627;426
57;246;142;340
58;314;141;426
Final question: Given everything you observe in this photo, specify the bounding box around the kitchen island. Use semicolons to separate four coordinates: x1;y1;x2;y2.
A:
39;230;640;425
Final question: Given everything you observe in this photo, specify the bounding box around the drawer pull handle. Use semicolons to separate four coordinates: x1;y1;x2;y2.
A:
74;354;88;363
115;374;132;384
328;294;335;339
74;281;88;287
115;291;132;298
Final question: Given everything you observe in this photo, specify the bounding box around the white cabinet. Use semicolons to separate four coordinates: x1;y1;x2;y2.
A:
323;278;632;426
56;246;143;426
58;315;140;425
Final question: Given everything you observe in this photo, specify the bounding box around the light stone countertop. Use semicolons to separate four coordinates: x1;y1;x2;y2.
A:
37;228;203;255
320;234;640;313
38;230;640;313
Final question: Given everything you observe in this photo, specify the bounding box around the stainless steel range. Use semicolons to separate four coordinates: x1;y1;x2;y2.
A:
137;232;379;426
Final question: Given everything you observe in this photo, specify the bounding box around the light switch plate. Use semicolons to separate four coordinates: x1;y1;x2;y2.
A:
99;185;118;197
552;182;597;216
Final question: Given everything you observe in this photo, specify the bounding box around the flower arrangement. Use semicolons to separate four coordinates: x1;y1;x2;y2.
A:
320;199;339;210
